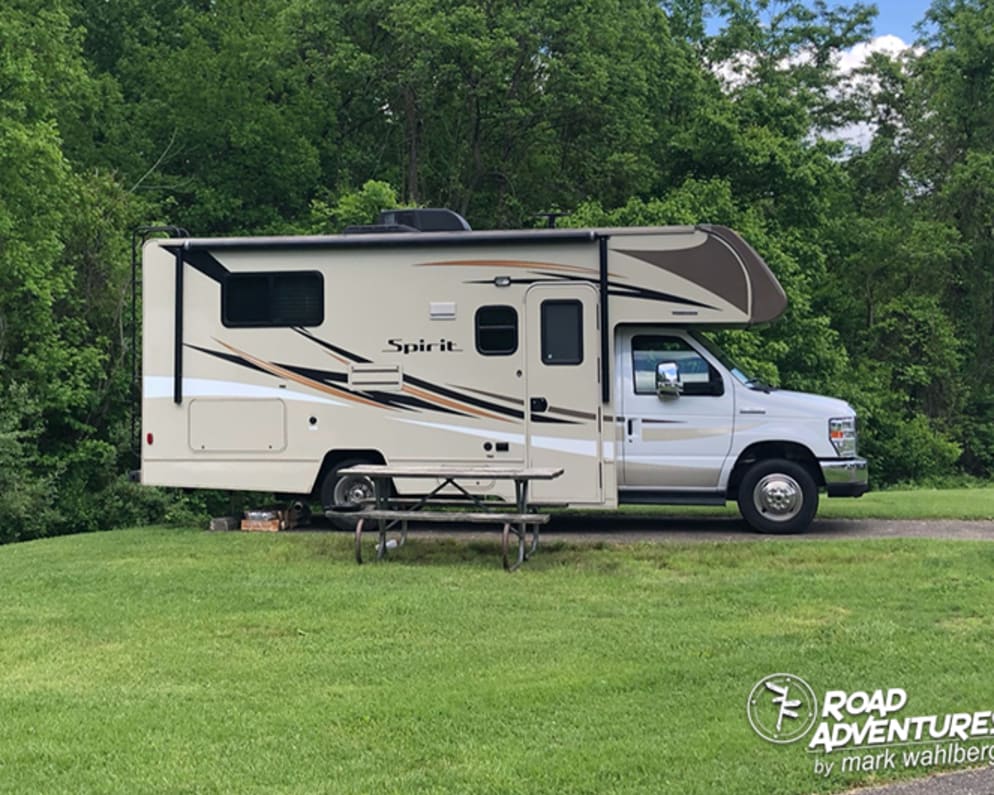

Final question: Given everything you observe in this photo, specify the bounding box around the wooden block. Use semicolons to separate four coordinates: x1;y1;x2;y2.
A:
240;518;283;532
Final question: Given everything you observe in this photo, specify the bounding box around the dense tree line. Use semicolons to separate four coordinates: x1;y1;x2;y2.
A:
1;0;991;540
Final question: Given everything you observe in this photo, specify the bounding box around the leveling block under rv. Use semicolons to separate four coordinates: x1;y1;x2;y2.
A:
139;208;867;534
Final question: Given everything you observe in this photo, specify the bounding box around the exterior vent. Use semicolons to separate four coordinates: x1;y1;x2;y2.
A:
348;363;403;392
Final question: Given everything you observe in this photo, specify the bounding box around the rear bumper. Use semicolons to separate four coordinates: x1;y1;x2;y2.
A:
820;457;869;497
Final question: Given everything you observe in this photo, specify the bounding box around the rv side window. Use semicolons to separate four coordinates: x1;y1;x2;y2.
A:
541;300;583;365
223;271;324;327
475;306;518;355
632;335;724;396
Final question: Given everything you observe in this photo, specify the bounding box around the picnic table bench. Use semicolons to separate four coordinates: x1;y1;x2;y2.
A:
333;465;564;571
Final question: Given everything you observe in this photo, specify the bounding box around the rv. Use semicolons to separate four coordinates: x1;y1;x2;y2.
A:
140;209;867;534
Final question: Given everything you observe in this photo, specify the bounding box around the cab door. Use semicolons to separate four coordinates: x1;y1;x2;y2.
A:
525;284;602;503
620;330;734;490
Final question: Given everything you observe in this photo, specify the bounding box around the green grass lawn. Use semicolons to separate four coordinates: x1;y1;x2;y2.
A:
598;486;994;521
2;527;993;793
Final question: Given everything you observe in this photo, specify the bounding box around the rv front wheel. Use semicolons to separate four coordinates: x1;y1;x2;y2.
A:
737;459;818;534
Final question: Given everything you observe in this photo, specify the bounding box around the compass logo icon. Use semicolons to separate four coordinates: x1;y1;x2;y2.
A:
747;673;818;744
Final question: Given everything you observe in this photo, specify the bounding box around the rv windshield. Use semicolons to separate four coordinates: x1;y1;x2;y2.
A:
691;331;771;390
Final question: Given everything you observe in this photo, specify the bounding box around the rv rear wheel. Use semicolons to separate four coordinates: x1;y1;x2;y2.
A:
737;458;818;535
321;459;377;508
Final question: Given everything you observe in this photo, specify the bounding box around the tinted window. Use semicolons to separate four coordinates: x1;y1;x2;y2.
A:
224;272;323;327
541;300;583;365
476;305;518;355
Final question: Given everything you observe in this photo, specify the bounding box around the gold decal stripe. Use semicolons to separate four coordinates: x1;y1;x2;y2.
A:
214;340;390;411
415;259;600;275
402;385;513;423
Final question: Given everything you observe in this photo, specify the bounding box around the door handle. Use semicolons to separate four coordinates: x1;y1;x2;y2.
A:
530;397;548;412
627;418;633;436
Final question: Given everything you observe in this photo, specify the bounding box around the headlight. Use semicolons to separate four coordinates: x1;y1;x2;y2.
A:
829;417;857;458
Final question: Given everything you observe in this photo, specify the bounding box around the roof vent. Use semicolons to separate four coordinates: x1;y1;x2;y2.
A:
343;208;472;235
377;208;472;232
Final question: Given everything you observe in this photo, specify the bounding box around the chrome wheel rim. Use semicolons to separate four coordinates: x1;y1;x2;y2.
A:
334;476;374;506
753;473;802;522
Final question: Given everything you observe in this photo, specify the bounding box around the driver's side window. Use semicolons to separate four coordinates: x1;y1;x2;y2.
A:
632;335;724;396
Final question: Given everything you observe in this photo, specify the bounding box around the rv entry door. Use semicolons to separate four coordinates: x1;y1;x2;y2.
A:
525;284;602;504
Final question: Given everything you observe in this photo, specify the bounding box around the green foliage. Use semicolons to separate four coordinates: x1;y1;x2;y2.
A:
2;0;993;547
305;180;401;233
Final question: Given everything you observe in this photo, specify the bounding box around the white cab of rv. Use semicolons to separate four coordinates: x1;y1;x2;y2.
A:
140;208;867;533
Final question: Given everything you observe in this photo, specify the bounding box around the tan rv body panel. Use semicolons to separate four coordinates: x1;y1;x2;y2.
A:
141;225;786;505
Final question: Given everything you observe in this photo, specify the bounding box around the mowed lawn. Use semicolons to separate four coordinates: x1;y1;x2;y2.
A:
1;527;993;794
603;486;994;521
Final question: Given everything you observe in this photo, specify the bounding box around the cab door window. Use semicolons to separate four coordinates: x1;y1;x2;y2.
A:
632;335;724;396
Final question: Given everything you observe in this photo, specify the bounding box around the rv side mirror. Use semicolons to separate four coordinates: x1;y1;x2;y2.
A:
656;361;682;397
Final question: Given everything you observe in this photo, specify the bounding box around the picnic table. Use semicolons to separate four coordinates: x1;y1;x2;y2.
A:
333;464;564;571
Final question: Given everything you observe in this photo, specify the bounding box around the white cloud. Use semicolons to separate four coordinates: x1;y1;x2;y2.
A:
711;34;916;150
827;35;914;150
834;34;910;75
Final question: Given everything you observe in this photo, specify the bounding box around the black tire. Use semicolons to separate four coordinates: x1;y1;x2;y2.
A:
320;458;379;509
320;458;379;529
737;458;818;534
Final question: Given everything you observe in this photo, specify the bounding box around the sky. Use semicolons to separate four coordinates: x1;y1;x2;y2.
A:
870;0;934;43
702;1;940;148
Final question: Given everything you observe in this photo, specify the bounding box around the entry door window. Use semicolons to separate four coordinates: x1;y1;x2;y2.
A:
540;300;583;365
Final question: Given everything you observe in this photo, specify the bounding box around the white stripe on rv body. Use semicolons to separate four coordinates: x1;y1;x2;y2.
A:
142;376;346;406
393;418;525;445
394;418;599;457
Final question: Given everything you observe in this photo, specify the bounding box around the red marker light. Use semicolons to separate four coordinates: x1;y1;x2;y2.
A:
146;432;154;445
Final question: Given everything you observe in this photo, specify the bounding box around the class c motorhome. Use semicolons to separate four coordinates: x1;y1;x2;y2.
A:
140;209;867;533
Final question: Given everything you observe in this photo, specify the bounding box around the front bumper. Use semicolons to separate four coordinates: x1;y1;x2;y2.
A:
820;457;869;497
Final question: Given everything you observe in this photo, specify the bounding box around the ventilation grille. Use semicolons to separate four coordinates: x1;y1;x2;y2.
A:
348;363;403;392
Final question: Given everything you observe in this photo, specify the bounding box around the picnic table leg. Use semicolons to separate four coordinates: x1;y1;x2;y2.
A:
502;522;526;572
376;517;389;560
514;479;540;560
526;522;540;559
374;477;389;560
354;518;365;564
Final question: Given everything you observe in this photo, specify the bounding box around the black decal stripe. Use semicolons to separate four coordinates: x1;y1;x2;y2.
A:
276;362;347;384
187;344;472;417
187;344;382;408
266;361;465;415
529;414;580;424
463;278;552;286
464;269;716;310
533;271;715;309
185;343;268;374
404;374;525;420
547;405;598;421
290;331;524;421
293;328;371;363
454;386;526;406
363;391;467;417
607;284;715;309
189;345;363;403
